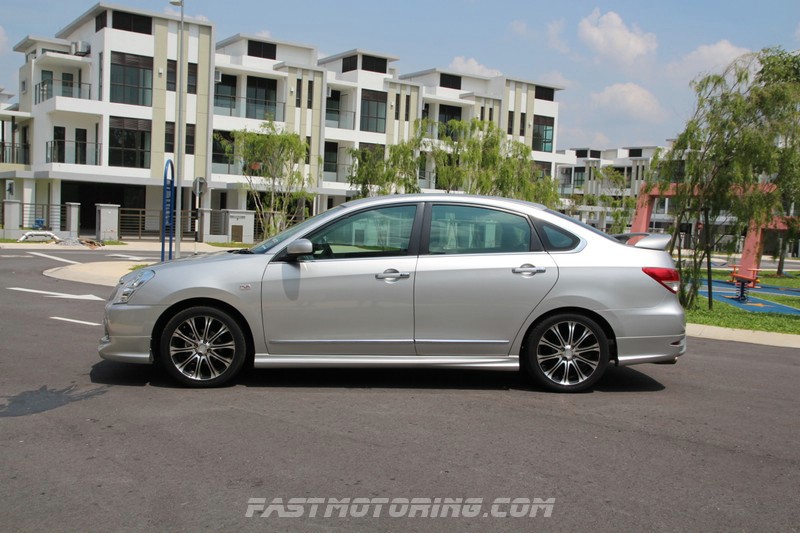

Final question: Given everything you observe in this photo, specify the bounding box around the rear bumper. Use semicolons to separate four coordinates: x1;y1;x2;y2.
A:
615;333;686;366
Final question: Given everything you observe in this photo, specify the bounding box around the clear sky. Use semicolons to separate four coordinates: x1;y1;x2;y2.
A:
1;0;798;151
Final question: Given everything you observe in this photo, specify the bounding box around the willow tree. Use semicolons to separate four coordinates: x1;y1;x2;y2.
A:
594;166;636;234
754;48;800;275
651;51;780;309
220;121;312;239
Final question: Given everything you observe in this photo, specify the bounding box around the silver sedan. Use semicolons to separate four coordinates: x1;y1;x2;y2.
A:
99;194;685;392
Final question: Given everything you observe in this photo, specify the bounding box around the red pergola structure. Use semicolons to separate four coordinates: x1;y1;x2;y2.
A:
630;183;792;275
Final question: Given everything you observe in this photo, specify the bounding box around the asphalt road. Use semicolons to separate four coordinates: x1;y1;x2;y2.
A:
1;250;798;532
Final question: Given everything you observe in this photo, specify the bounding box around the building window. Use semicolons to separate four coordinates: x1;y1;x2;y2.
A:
534;161;551;179
109;117;151;168
629;148;643;158
95;11;107;32
110;52;153;106
574;167;586;188
395;93;400;120
248;40;276;60
214;74;237;111
295;78;302;107
520;112;526;136
480;106;485;121
438;104;462;140
440;73;461;90
590;150;601;159
532;115;554;152
307;80;314;109
405;94;410;121
324;141;338;172
422;103;429;120
246;76;277;120
342;55;357;73
306;137;311;164
489;107;493;122
576;149;587;158
535;86;555;101
360;89;387;133
111;11;152;35
212;130;233;166
167;61;197;94
507;111;514;135
362;55;387;73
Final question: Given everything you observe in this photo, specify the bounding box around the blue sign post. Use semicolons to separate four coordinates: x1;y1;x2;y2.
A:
161;159;175;261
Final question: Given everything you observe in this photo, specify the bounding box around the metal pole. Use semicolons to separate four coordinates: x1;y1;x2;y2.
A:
173;0;185;258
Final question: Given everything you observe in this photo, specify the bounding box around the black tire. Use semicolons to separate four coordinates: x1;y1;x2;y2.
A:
159;306;246;388
524;314;609;393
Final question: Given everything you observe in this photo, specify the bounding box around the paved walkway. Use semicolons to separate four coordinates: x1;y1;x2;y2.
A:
3;239;799;349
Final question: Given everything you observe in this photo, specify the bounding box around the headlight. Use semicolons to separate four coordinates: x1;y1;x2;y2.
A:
113;269;155;304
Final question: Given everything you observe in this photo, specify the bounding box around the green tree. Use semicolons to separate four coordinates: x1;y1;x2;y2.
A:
595;166;636;234
651;51;781;309
219;121;312;239
753;48;800;275
347;144;392;198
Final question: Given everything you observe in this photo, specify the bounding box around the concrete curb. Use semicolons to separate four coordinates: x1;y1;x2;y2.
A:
685;324;800;349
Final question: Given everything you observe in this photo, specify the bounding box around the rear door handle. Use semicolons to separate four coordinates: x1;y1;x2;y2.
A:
512;264;546;275
375;269;411;280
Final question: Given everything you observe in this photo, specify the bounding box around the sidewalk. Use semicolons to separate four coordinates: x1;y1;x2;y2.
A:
4;239;799;349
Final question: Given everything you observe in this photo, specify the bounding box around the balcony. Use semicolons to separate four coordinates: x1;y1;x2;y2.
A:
0;142;30;165
213;95;285;122
211;151;243;175
34;79;92;104
45;140;101;165
325;109;355;130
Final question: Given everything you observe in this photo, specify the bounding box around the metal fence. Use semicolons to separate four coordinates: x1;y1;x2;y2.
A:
119;208;195;240
19;203;67;231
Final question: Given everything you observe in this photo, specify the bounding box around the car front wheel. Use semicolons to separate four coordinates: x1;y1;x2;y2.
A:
159;306;246;387
524;314;609;393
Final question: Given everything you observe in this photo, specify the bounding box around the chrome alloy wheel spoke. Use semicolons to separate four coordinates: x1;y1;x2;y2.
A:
170;316;235;381
537;321;600;385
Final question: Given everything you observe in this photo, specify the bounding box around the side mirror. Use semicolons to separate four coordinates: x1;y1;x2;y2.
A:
285;238;313;259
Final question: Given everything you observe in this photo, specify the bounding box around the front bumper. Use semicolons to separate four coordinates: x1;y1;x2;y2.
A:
98;303;164;365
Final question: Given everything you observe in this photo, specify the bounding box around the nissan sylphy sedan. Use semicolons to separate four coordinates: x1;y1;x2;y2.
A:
100;194;685;392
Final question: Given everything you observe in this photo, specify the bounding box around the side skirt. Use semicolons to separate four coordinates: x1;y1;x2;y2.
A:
253;355;520;370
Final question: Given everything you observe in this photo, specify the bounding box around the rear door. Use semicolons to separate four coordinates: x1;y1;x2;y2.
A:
414;203;558;356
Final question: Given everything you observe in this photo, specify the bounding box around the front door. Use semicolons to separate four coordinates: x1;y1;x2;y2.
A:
262;204;420;356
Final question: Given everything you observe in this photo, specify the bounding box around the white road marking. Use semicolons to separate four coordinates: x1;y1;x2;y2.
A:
50;317;102;327
107;253;150;261
7;287;104;301
28;252;80;264
0;255;34;259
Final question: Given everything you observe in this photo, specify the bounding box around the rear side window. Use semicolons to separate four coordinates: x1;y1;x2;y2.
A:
428;205;541;254
536;221;580;252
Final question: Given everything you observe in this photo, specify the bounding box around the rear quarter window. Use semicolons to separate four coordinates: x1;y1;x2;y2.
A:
535;221;580;252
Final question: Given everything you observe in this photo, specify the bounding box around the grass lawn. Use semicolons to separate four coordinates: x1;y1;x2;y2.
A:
687;296;800;335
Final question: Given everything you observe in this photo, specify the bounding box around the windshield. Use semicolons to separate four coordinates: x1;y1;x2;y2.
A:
249;206;343;254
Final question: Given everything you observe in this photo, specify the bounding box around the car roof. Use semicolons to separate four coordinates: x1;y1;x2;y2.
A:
339;194;548;212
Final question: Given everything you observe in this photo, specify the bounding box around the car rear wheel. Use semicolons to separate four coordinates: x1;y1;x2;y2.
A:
524;314;609;393
159;306;246;387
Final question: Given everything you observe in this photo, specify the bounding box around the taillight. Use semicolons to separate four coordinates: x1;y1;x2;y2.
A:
643;267;680;294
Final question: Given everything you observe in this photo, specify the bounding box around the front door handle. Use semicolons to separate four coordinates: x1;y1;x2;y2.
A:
375;269;411;280
512;264;546;275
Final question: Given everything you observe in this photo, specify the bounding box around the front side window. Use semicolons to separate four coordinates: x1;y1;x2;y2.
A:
360;89;387;133
306;205;417;260
428;205;538;254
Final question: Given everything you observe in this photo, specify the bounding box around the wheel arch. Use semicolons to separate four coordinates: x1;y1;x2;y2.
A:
151;298;256;365
518;307;618;365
